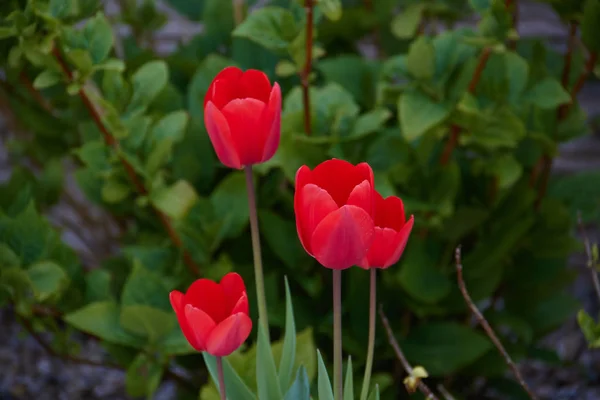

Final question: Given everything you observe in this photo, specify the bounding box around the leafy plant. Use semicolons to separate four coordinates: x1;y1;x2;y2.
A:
1;0;600;398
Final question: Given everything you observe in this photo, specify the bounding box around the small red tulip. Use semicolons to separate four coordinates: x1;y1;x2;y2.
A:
203;66;281;169
360;191;414;269
169;272;252;357
294;159;376;270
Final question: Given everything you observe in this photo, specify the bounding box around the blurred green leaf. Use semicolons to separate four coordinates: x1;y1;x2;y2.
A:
27;261;68;302
151;180;199;220
120;304;175;342
399;90;451;141
84;12;114;64
125;353;164;398
582;0;600;52
390;4;424;39
210;171;249;239
578;310;600;348
33;69;62;89
317;0;342;21
121;262;171;310
126;61;169;115
401;322;492;376
524;78;571;109
64;302;141;347
406;36;435;80
233;7;298;54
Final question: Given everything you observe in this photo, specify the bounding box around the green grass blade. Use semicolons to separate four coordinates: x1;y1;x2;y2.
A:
279;276;296;391
317;350;334;400
343;356;354;400
257;320;283;399
202;353;256;400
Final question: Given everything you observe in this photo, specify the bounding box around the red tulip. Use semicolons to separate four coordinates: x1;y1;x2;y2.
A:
203;66;281;169
360;191;414;269
294;159;376;270
169;272;252;357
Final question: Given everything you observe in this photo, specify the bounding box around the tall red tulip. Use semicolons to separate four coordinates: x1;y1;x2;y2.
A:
169;272;252;357
294;159;376;270
203;66;281;169
360;191;414;269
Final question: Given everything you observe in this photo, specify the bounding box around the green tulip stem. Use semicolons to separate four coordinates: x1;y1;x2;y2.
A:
333;268;343;400
216;356;227;400
244;165;269;341
360;268;377;400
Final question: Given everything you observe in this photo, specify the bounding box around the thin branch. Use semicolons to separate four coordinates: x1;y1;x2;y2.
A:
571;51;598;100
440;47;492;165
379;305;439;400
437;384;457;400
454;246;538;400
558;22;578;120
232;0;245;26
51;46;201;277
532;44;598;209
300;0;314;136
577;212;600;303
19;72;53;112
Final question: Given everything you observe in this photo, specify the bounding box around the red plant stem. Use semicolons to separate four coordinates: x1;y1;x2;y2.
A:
301;0;314;136
51;46;200;276
571;51;598;100
19;72;52;112
455;247;538;400
440;47;492;165
533;45;597;209
558;22;578;120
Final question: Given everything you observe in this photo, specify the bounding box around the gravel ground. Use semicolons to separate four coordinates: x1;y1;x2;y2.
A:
1;0;600;399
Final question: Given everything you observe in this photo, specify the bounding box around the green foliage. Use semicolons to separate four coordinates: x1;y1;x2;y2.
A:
0;0;597;398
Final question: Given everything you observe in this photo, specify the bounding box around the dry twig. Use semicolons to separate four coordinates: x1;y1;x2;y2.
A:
379;305;439;400
577;211;600;303
454;246;538;400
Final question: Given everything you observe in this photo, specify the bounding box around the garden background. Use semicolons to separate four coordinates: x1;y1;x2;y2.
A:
1;0;600;399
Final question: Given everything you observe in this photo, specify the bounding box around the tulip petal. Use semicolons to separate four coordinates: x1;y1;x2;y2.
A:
375;194;406;231
310;159;375;207
205;101;242;169
384;215;414;268
296;183;338;255
219;272;247;315
239;69;272;103
205;313;253;357
184;279;228;323
204;66;243;108
221;98;266;166
208;78;241;110
346;180;374;217
260;83;282;162
231;293;249;315
184;304;217;352
310;205;375;270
